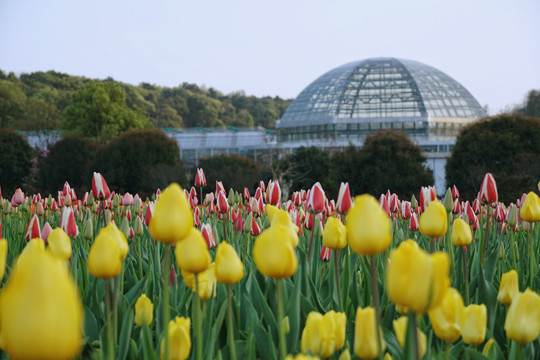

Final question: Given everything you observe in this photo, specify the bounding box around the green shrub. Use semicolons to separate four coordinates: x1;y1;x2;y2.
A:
0;129;32;196
94;129;186;196
36;136;97;195
446;114;540;203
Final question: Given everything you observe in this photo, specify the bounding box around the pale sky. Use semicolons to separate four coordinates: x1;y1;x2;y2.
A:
1;0;539;115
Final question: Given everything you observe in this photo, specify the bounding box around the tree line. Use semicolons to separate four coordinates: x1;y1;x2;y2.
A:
0;69;291;142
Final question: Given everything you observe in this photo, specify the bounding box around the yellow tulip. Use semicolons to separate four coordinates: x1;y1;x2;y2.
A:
392;316;427;359
0;238;83;360
482;339;495;356
88;226;122;278
338;349;350;360
353;306;385;360
266;204;280;222
497;270;519;306
134;293;154;326
428;287;465;343
300;310;346;358
451;218;472;247
253;223;298;279
47;228;72;261
520;191;540;222
386;240;450;313
461;304;487;345
101;222;129;260
346;195;391;256
271;209;299;247
215;242;244;284
322;217;347;250
161;316;191;360
150;183;193;243
0;238;7;281
284;355;320;360
419;200;448;238
504;288;540;344
175;228;211;274
181;263;217;301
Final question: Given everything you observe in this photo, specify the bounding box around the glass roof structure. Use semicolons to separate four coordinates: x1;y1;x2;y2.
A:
277;58;486;130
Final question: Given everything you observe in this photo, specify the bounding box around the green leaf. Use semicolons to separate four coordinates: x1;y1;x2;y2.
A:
117;309;134;360
84;306;100;343
140;323;157;360
125;277;147;306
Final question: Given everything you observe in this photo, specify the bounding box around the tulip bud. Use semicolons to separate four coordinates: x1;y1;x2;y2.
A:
322;217;347;250
82;216;93;240
88;226;123;279
175;228;211;274
195;168;206;187
409;213;419;231
307;182;326;213
393;316;427;358
120;216;130;239
161;317;191;360
215;242;244;284
354;306;386;359
60;207;79;237
243;213;253;234
443;188;453;212
497;270;519;306
0;239;83;359
150;183;193;243
266;180;281;206
253;222;297;278
134;294;153;326
181;263;216;301
201;223;216;249
461;304;487;345
506;203;518;227
92;172;111;200
504;288;540;344
451;218;472;247
47;228;72;261
419;200;447;238
428;287;464;343
216;190;230;213
479;173;498;204
520;192;540;222
320;246;331;262
24;214;41;242
251;217;262;236
0;238;7;281
346;195;391;256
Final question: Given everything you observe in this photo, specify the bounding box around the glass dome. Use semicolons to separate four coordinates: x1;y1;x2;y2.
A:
277;58;486;141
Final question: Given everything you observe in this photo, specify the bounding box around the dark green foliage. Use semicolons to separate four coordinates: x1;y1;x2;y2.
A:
0;129;33;195
94;129;186;196
36;136;97;195
283;146;334;194
333;131;433;198
446;114;540;203
514;89;540;118
198;155;260;193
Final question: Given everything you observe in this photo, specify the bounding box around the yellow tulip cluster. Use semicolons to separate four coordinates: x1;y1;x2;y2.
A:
300;310;346;358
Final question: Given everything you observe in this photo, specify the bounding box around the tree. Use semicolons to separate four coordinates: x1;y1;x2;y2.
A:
284;146;334;193
36;136;97;195
62;81;151;143
446;114;540;203
0;80;27;128
0;129;33;195
198;155;260;193
333;131;433;198
515;89;540;118
94;129;186;196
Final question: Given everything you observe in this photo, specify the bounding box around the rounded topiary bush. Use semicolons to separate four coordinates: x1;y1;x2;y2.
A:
0;130;33;196
36;136;97;195
94;129;186;196
446;114;540;203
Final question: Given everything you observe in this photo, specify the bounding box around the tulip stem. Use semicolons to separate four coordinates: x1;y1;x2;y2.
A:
163;245;171;360
445;342;450;360
334;249;343;311
223;213;228;243
462;246;469;306
276;279;287;360
430;237;435;253
104;279;114;360
307;220;316;261
199;186;203;209
510;230;517;270
529;225;535;289
410;312;420;360
194;274;203;360
481;205;492;266
370;255;383;360
227;285;237;360
138;235;144;279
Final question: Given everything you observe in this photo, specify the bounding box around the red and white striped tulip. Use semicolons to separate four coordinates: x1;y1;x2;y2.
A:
479;173;498;203
250;216;261;236
24;214;41;241
41;222;53;243
259;180;266;193
215;181;226;198
266;180;281;206
122;192;134;206
63;181;71;196
195;168;207;187
11;188;25;207
201;223;216;249
419;186;437;211
307;182;325;213
401;201;412;219
92;172;110;200
243;187;250;200
409;213;419;231
143;203;154;226
320;246;331;262
452;185;460;199
494;203;506;222
60;206;79;237
217;190;230;213
336;182;352;214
